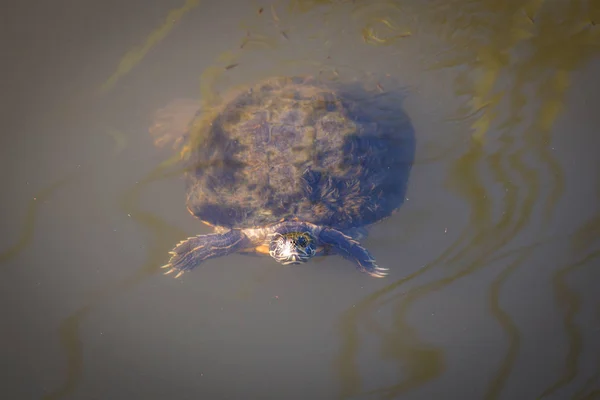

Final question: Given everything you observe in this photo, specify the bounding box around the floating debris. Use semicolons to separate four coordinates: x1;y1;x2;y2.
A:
271;4;280;26
224;63;239;70
362;26;411;45
239;35;277;49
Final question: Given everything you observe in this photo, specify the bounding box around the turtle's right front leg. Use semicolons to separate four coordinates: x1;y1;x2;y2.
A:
318;228;388;277
162;230;251;278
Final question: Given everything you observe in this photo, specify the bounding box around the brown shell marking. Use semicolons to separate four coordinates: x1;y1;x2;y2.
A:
159;75;414;232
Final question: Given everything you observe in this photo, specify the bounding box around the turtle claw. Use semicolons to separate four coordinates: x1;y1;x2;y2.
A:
364;264;388;278
163;267;184;278
372;267;389;278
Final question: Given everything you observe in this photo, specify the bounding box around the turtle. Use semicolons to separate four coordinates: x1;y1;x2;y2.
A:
150;75;415;278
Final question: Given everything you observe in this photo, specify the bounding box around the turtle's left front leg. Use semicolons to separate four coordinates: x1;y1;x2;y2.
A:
318;228;388;277
162;230;251;278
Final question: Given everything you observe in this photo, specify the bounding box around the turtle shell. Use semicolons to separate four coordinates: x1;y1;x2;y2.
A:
181;76;414;230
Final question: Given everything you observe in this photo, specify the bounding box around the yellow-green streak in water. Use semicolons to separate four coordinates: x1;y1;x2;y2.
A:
571;216;600;255
539;179;600;399
0;173;81;265
517;0;598;221
482;139;529;400
537;250;600;399
484;252;529;400
99;0;200;94
42;306;90;400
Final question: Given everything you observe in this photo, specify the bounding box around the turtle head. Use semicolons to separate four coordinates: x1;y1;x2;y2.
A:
269;228;317;265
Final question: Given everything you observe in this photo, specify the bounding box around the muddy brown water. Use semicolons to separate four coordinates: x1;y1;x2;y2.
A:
1;1;599;399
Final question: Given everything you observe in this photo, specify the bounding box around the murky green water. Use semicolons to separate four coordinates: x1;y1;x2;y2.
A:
2;0;599;399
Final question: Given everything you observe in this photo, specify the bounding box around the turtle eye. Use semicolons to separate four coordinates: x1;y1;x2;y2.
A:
296;236;308;247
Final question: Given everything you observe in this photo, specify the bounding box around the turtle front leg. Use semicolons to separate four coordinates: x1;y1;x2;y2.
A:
342;227;369;241
162;230;251;278
318;228;388;278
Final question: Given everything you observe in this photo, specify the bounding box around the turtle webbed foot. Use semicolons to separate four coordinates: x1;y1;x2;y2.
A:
318;228;388;278
161;230;250;278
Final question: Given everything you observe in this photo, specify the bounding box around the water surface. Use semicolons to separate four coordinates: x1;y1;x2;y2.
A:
1;1;599;399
